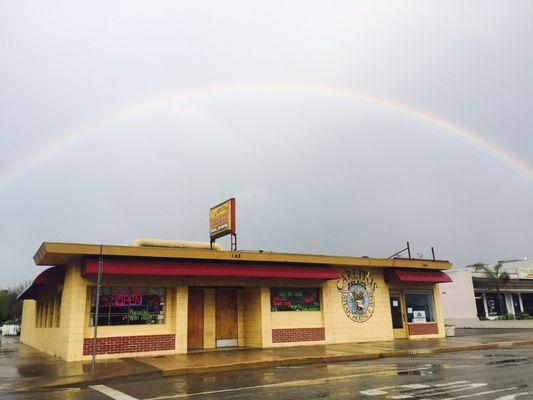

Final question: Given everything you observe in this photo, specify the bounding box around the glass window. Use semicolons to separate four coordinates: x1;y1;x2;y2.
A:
389;295;403;329
270;287;320;311
89;287;165;326
405;291;435;323
485;292;506;316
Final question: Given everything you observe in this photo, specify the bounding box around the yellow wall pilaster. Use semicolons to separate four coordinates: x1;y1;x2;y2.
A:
203;289;216;349
174;286;188;353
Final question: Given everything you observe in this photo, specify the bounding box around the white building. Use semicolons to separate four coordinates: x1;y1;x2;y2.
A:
440;269;478;321
440;259;533;321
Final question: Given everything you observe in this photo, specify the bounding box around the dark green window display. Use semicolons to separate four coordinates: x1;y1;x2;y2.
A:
270;287;320;311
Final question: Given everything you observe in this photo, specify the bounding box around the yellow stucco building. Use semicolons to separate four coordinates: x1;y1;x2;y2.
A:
20;242;452;361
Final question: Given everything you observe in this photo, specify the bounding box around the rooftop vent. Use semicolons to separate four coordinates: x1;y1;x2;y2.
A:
131;238;223;251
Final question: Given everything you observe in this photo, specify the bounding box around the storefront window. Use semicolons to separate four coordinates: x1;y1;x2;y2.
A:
521;293;533;316
405;291;435;323
474;292;486;319
270;287;320;311
485;292;506;316
89;287;165;326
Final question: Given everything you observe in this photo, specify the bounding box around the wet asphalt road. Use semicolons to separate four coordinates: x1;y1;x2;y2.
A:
6;345;533;400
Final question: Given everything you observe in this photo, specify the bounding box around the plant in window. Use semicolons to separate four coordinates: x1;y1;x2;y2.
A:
473;262;509;316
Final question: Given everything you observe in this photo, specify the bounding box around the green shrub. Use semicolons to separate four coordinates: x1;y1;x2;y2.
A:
497;312;515;320
516;312;533;320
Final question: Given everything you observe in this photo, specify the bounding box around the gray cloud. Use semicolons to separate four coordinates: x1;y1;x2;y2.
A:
1;0;532;285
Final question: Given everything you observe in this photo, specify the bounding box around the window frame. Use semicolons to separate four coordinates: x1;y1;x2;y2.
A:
270;287;321;312
89;286;167;327
404;290;436;324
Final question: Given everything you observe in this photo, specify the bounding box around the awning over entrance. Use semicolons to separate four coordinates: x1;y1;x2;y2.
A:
384;269;452;284
83;258;340;280
18;265;65;300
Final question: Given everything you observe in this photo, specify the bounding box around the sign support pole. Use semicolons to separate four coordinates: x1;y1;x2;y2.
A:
91;245;104;374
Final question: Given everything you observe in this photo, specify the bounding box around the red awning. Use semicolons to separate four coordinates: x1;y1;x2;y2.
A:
83;258;339;280
18;265;65;300
384;269;452;284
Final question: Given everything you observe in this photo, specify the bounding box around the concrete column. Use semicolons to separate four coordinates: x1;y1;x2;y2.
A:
482;292;489;318
60;259;89;361
203;289;216;349
174;286;188;353
259;286;272;347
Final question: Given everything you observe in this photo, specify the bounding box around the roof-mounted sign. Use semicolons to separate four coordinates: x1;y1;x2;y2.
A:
518;267;533;280
209;198;236;241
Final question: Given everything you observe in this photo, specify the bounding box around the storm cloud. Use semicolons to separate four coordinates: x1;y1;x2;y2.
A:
1;1;532;285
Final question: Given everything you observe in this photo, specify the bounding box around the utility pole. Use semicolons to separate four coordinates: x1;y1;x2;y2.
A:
91;245;104;374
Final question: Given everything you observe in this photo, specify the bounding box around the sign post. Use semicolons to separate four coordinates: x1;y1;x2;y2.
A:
91;245;104;374
209;198;236;250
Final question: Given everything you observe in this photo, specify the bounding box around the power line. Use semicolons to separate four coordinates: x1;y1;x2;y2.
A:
187;220;208;241
237;203;273;252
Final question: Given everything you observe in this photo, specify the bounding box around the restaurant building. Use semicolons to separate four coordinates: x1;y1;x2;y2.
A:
19;241;452;361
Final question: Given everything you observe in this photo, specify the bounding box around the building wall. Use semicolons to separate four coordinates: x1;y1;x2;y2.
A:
20;260;88;360
243;287;264;347
439;269;477;320
323;268;395;343
20;299;65;357
203;288;216;349
21;263;446;360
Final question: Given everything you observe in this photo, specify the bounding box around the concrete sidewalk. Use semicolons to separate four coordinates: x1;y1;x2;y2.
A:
2;330;533;393
0;336;160;393
138;330;533;377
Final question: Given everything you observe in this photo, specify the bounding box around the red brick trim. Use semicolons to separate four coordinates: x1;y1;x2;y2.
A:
83;334;175;355
272;327;325;343
408;323;439;336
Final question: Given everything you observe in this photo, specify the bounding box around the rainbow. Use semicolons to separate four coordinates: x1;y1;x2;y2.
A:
1;82;532;190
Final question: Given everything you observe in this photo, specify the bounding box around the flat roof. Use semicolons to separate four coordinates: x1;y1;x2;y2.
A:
34;242;452;270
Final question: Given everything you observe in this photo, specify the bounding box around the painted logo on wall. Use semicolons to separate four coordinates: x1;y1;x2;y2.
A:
336;268;377;323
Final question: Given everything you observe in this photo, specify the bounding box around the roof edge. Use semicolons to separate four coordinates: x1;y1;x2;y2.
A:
33;241;453;270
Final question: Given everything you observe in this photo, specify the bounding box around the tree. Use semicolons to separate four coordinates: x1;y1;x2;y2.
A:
474;262;509;316
0;282;29;325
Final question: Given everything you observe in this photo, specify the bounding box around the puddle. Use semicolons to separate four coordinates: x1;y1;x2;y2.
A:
485;353;523;358
486;357;528;366
16;364;55;377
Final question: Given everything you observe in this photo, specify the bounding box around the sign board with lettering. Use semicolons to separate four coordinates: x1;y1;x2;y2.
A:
518;267;533;280
209;198;236;240
412;310;426;323
270;287;320;311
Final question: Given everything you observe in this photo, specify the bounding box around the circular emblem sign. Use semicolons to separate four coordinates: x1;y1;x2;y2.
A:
336;269;376;323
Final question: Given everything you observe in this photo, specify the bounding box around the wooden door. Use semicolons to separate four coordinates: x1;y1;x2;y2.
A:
390;292;408;339
187;288;204;349
216;289;238;347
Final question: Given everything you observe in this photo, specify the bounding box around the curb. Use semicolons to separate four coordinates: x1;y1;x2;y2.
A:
160;339;533;377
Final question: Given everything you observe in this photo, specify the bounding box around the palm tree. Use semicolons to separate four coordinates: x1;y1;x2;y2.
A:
473;262;510;316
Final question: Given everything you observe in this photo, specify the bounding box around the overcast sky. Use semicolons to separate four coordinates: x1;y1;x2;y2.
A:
1;1;532;285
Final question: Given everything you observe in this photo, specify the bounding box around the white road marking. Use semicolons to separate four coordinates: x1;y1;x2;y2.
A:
361;383;431;396
439;387;520;400
495;393;533;400
403;383;487;398
144;366;432;400
89;384;139;400
362;381;487;399
434;381;471;387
